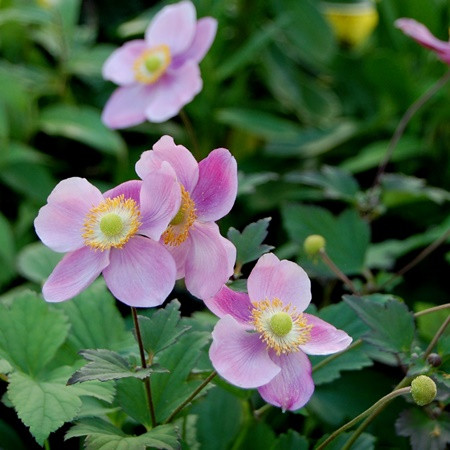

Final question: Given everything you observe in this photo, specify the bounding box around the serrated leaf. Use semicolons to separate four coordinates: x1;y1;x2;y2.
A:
0;291;70;375
271;430;308;450
115;377;151;427
227;218;274;266
0;358;13;374
344;295;415;355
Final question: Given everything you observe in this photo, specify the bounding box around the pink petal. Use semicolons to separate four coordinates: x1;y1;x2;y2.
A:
258;351;314;412
192;148;238;222
300;314;352;355
103;236;176;307
145;1;196;57
184;222;234;300
34;177;103;253
210;315;280;388
139;162;181;240
144;61;202;123
164;238;191;279
43;247;110;302
204;285;253;325
248;254;311;312
102;84;155;129
102;40;148;85
135;135;199;193
103;180;142;206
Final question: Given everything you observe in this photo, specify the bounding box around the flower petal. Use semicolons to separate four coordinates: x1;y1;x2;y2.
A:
258;351;314;412
184;222;235;300
164;238;191;279
204;285;253;325
34;177;103;253
139;163;181;240
144;60;202;123
43;247;110;302
103;236;176;307
300;314;352;355
135;135;199;192
102;40;147;85
103;180;142;206
192;148;238;222
210;315;280;388
248;253;311;312
145;1;196;56
102;84;155;129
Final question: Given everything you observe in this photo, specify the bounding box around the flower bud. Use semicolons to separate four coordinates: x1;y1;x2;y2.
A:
304;235;326;257
427;353;442;368
410;375;437;406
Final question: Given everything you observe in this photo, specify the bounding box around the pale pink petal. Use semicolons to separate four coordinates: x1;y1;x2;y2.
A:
248;253;311;312
103;180;142;206
210;315;280;388
258;351;314;412
163;238;190;279
145;1;196;56
204;285;253;325
102;84;155;129
192;148;238;222
300;314;352;355
139;163;181;240
184;222;234;300
144;61;202;123
135;135;199;192
42;247;110;302
222;234;237;278
34;177;103;253
103;236;176;307
102;40;148;85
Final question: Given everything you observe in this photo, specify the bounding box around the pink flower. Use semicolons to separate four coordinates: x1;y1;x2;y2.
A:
135;135;237;300
395;18;450;64
101;1;217;128
34;165;181;307
205;253;352;411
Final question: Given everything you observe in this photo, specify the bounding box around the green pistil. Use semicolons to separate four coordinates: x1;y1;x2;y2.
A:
145;55;162;73
170;208;185;226
270;312;293;337
100;213;123;237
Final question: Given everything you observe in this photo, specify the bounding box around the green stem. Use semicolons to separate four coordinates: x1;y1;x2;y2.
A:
320;249;358;294
253;403;272;418
424;315;450;360
131;307;157;427
414;303;450;318
163;370;217;424
44;439;50;450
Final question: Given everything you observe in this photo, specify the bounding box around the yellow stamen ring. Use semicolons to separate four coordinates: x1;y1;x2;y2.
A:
133;44;171;84
251;298;313;356
83;195;141;251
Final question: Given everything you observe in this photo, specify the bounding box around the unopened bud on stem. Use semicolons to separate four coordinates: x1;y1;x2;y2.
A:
304;234;326;257
411;375;437;406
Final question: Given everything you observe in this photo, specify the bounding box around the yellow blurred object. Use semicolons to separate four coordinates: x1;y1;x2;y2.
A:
322;1;379;48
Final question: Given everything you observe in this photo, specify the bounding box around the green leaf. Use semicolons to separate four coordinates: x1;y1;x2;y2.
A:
282;205;370;276
115;377;151;427
271;430;309;450
0;212;16;288
39;104;126;157
0;358;13;374
237;171;279;196
344;295;415;355
67;44;116;78
0;418;27;450
0;5;52;26
67;349;166;384
237;421;277;450
227;218;274;267
138;300;191;357
0;291;70;375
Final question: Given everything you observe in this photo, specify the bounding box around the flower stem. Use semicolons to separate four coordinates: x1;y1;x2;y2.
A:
414;303;450;318
424;315;450;360
164;370;217;424
131;307;157;427
319;249;358;294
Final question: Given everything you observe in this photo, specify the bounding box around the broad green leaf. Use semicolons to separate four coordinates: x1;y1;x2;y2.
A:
174;415;200;450
0;291;70;375
0;5;52;26
237;171;279;196
39;104;126;157
0;359;13;374
415;301;450;342
344;295;415;355
227;217;274;267
316;432;376;450
0;212;15;288
115;377;151;427
271;430;308;450
282;205;370;276
238;421;277;450
67;44;116;78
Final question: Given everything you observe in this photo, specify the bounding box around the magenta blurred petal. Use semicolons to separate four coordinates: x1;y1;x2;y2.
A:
103;180;142;206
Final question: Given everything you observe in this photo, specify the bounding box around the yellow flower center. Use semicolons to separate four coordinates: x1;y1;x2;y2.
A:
83;195;141;251
133;45;171;84
251;298;313;356
162;185;197;246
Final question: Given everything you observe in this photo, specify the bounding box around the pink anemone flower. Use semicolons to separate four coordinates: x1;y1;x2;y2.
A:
135;135;237;300
101;1;217;128
34;165;181;307
395;18;450;65
205;253;352;411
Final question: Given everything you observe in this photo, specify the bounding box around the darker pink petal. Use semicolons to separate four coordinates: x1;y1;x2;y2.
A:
300;314;352;355
248;253;311;312
204;285;253;325
258;351;314;412
210;315;280;388
43;247;110;302
103;236;176;307
103;180;142;206
192;148;238;222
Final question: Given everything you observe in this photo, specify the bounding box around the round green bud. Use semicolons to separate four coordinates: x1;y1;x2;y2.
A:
304;234;326;256
410;375;437;406
270;312;293;337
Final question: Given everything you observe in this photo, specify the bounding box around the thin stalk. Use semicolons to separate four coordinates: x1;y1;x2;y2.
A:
424;315;450;360
180;109;200;157
131;307;157;427
312;339;362;373
253;403;272;418
320;249;358;294
414;303;450;318
164;370;217;424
